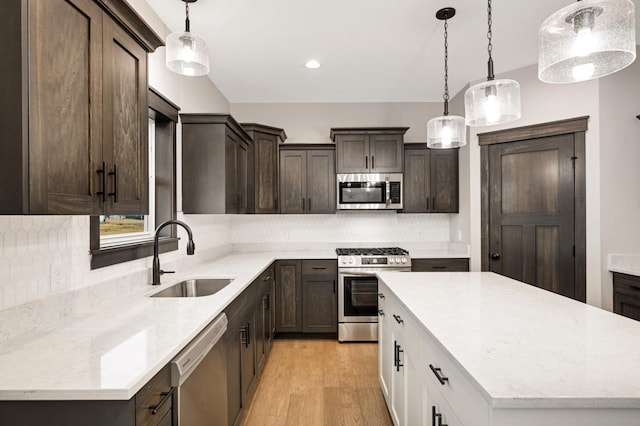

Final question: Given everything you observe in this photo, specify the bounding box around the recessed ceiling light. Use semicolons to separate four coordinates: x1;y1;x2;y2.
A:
305;60;321;69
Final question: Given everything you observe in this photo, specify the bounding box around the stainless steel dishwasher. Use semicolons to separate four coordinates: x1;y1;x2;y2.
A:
171;313;228;426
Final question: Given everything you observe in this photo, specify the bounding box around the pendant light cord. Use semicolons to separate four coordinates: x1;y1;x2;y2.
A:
443;17;450;115
486;0;495;80
184;1;191;32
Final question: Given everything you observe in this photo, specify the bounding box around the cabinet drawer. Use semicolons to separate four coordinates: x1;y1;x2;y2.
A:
135;365;174;426
302;259;337;275
412;258;469;272
410;322;489;426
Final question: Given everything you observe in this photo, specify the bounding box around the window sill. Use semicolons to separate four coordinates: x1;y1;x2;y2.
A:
91;237;179;270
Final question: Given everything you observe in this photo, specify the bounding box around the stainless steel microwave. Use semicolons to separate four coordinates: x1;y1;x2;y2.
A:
336;173;403;210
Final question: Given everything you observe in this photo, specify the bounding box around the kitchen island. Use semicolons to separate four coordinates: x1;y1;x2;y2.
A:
377;271;640;426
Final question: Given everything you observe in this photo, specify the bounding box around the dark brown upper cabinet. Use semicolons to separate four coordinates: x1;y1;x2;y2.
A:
181;114;253;214
0;0;162;215
279;145;335;214
241;123;287;214
331;128;408;174
403;144;459;213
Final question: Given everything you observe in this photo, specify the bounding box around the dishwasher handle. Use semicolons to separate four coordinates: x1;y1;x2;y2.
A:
171;313;228;387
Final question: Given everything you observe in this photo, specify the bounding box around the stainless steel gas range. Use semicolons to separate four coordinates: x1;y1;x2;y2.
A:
336;247;411;342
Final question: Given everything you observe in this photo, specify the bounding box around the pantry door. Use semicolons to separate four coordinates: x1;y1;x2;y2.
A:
480;117;587;302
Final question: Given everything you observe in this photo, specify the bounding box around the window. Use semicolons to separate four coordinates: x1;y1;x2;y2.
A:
90;88;180;269
99;118;156;246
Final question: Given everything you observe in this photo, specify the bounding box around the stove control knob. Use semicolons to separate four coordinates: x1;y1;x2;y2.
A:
395;257;401;264
401;258;407;264
389;258;395;264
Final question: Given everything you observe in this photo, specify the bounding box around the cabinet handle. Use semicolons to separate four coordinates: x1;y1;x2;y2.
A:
394;341;404;372
240;325;248;347
308;198;311;212
108;164;118;202
372;156;375;169
333;279;336;294
365;156;368;169
275;197;278;210
431;406;448;426
378;293;385;299
431;266;447;270
263;295;269;310
302;197;305;211
628;284;640;292
246;323;250;348
96;162;106;202
378;309;385;316
312;266;327;270
429;364;449;385
149;388;174;415
426;196;430;211
393;314;404;324
393;340;398;368
432;196;436;211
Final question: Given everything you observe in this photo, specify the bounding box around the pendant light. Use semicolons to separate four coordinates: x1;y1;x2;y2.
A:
538;0;636;84
428;8;466;149
464;0;521;126
166;0;210;77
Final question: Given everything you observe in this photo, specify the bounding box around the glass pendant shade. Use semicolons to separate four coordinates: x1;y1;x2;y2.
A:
427;115;466;149
464;79;521;126
166;31;210;76
538;0;636;83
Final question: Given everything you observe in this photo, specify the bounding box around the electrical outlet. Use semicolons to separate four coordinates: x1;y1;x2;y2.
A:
50;262;65;292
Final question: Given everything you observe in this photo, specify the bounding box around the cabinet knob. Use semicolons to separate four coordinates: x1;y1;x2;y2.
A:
490;253;501;260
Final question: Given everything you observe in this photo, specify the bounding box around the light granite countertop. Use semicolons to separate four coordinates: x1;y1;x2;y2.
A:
608;254;640;277
376;271;640;409
0;246;468;401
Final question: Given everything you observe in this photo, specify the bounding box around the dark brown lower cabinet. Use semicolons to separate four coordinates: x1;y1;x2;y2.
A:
275;260;303;332
302;260;338;333
0;365;175;426
276;259;338;334
613;273;640;321
224;266;275;426
411;258;470;272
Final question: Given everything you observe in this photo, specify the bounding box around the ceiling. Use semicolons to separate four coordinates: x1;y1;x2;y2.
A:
144;0;639;103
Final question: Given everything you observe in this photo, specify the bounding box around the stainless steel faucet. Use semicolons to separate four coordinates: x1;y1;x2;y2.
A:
152;220;195;285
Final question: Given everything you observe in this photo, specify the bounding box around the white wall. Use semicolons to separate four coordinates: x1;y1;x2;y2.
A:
230;102;442;144
598;48;640;310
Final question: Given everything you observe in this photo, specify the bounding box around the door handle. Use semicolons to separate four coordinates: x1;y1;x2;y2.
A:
108;164;118;203
371;156;375;169
490;253;501;260
96;162;106;202
365;156;368;169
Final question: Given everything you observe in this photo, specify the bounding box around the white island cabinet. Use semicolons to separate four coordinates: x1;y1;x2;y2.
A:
377;272;640;426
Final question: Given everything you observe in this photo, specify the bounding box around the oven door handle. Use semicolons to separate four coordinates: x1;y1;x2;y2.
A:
339;271;380;277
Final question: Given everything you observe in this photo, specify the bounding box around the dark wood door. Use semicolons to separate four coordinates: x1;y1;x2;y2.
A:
488;135;576;298
307;150;336;214
253;132;279;214
102;16;148;215
430;149;458;213
275;260;302;332
336;134;369;173
369;133;403;173
301;260;337;333
239;309;256;408
27;0;103;214
403;147;429;213
279;150;307;214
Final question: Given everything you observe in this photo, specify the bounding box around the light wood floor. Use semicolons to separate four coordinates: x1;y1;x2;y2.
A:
240;339;392;426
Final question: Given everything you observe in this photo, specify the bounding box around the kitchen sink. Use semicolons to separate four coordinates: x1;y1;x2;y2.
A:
150;278;234;298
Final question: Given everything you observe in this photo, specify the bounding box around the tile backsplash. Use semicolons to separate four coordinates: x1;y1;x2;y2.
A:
0;212;453;312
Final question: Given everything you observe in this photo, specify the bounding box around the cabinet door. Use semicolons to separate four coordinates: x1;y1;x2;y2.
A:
102;17;148;215
302;274;337;333
336;134;369;173
275;260;302;332
279;150;307;214
240;309;256;408
255;290;267;372
378;288;392;404
430;149;458;213
237;138;249;214
306;150;336;214
28;0;103;214
253;132;279;214
613;274;640;321
369;134;403;173
225;316;242;426
403;148;430;213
